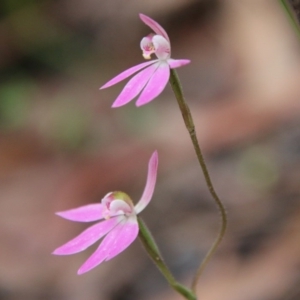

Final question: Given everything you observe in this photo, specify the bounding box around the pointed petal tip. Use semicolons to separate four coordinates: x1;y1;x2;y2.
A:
139;13;154;25
52;249;65;255
100;61;156;93
138;13;170;42
77;268;85;275
54;204;104;222
112;97;131;108
77;261;96;275
135;101;143;107
111;101;123;108
77;262;100;274
168;59;191;69
99;82;111;90
152;150;158;160
139;13;147;20
139;13;151;25
52;246;72;255
55;211;64;217
149;150;159;170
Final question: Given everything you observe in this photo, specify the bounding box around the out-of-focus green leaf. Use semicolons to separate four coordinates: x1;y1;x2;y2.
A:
0;78;35;129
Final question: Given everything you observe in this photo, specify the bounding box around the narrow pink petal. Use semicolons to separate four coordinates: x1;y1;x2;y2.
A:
139;14;170;42
134;151;158;214
168;59;191;69
135;61;170;106
100;61;155;89
56;204;104;222
106;216;139;260
77;219;126;274
112;62;159;108
52;217;122;255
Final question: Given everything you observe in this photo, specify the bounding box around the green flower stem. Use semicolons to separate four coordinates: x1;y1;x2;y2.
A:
169;69;227;293
138;217;197;300
279;0;300;38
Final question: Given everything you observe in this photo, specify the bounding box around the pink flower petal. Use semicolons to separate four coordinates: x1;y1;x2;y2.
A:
106;217;139;260
52;217;122;255
77;219;127;274
136;61;170;107
134;151;158;214
139;14;170;42
112;62;159;108
56;204;104;222
168;59;191;69
100;61;155;89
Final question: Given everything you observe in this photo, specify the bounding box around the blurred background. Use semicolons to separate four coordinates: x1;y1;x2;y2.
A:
1;0;300;299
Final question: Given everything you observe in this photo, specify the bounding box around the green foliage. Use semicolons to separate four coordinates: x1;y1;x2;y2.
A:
0;78;35;129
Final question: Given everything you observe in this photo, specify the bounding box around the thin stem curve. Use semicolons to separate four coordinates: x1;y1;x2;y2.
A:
169;69;227;294
138;217;197;300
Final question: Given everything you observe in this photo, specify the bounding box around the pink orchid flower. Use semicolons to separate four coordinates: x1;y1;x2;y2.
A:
100;14;190;107
53;151;158;274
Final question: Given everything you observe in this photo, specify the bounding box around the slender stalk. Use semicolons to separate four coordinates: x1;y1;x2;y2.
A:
169;69;227;293
279;0;300;38
138;217;197;300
